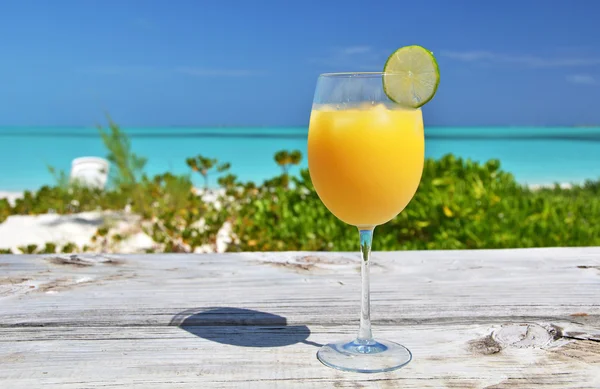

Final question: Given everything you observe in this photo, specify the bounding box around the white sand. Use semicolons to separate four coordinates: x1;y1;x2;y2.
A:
0;189;230;254
527;182;573;190
0;191;23;206
0;211;154;254
0;211;112;251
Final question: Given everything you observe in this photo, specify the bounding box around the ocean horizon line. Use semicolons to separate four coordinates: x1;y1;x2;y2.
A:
0;124;599;130
2;131;600;142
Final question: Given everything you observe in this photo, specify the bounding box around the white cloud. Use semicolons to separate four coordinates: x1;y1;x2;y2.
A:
441;50;600;68
77;66;157;76
175;67;262;77
566;74;598;85
309;46;381;70
78;66;263;77
340;46;371;55
441;51;496;62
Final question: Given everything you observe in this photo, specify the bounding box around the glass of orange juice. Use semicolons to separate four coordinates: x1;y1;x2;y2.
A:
308;71;427;373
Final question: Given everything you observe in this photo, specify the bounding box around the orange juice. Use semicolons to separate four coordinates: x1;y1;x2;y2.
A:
308;105;424;227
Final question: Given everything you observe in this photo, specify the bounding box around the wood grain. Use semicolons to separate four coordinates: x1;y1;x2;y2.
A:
0;248;599;388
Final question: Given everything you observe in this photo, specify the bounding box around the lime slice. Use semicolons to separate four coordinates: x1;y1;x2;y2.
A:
383;45;440;108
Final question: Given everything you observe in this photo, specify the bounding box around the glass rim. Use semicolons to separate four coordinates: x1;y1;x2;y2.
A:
319;71;387;78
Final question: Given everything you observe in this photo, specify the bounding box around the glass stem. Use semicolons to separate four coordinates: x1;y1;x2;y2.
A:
357;228;374;343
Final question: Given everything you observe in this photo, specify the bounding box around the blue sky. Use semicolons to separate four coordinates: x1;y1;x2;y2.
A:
0;0;599;127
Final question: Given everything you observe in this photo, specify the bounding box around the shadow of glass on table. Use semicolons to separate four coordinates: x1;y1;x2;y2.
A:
170;307;322;348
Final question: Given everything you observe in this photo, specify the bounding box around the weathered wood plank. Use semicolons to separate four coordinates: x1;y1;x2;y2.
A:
0;248;599;388
1;249;599;327
0;324;599;388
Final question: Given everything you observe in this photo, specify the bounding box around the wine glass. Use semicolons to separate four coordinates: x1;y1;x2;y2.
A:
308;72;424;373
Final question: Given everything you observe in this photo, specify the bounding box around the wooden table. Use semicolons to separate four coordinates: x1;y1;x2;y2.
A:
1;248;599;388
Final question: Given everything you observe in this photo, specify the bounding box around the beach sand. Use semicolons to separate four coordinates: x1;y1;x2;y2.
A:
0;191;23;206
0;189;230;254
0;211;153;253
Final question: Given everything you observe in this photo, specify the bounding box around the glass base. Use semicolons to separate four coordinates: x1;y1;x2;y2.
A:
317;338;412;373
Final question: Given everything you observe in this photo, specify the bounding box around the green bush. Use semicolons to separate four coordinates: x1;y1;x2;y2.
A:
98;116;147;188
0;199;10;223
228;169;353;251
227;155;600;251
138;172;224;252
10;185;126;216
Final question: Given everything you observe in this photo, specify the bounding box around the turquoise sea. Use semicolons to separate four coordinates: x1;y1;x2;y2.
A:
1;126;600;191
